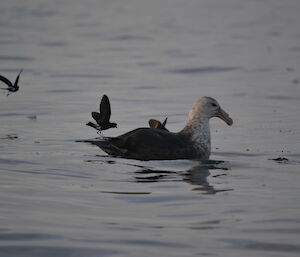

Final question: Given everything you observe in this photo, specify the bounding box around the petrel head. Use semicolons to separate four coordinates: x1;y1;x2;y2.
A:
189;97;233;126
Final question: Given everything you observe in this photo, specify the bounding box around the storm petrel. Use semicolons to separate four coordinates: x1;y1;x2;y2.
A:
86;94;117;133
148;117;168;131
88;97;233;160
0;70;22;95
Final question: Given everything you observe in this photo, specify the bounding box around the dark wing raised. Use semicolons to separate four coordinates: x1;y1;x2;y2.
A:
91;112;101;124
0;74;13;87
99;94;111;123
161;117;168;128
13;69;23;87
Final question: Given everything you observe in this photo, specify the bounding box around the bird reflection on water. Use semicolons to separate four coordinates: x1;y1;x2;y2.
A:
84;156;233;194
184;165;233;194
133;161;232;194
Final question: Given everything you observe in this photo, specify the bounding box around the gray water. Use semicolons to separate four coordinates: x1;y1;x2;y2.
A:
1;0;300;256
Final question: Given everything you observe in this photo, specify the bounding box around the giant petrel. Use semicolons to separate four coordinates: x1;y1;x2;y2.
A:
88;97;232;160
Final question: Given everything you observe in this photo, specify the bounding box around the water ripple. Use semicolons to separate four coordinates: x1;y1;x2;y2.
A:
0;246;121;257
165;66;240;74
222;239;300;253
50;73;113;79
109;35;151;41
0;55;35;61
39;41;69;47
0;233;61;241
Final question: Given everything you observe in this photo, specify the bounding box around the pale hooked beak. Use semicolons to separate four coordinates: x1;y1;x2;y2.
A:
217;108;233;126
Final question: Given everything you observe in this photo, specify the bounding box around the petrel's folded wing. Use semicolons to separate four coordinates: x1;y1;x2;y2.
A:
149;119;162;129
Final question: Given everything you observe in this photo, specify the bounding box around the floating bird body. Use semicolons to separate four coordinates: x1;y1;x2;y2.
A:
0;70;22;95
90;97;232;160
86;94;117;133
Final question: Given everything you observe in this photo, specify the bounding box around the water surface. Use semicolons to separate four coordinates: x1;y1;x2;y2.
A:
1;0;300;256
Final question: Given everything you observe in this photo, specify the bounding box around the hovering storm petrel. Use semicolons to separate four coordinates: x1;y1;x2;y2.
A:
86;94;117;133
0;70;22;96
148;117;169;131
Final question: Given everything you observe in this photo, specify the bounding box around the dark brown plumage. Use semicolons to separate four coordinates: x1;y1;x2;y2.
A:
87;97;233;161
0;70;22;95
90;128;198;160
148;117;168;131
86;94;117;132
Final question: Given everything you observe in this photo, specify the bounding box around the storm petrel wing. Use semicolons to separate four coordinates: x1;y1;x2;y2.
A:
0;74;13;88
91;112;101;124
99;94;111;123
13;69;22;87
161;117;168;128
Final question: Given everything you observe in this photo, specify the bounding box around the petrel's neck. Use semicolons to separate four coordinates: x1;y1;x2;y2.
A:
180;115;211;159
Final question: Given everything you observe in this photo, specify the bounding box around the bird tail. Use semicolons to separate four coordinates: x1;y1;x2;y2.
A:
80;137;127;157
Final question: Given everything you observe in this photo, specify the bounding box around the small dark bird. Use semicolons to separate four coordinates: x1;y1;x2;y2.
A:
148;117;168;131
86;94;117;133
0;70;22;95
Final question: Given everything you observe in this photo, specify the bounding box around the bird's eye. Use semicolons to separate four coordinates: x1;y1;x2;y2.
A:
211;103;217;107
